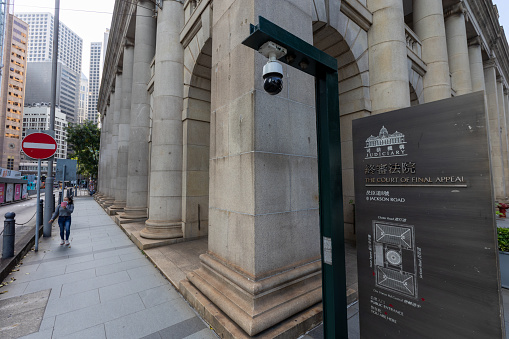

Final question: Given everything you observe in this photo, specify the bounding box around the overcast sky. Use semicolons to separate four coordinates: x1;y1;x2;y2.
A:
9;0;509;78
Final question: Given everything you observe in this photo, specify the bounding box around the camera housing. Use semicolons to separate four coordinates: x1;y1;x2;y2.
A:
258;42;287;95
263;61;283;95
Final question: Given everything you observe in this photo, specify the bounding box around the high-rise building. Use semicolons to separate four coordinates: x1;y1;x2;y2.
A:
20;103;67;175
87;42;103;124
15;12;82;74
0;12;28;171
78;72;88;124
24;61;79;124
15;12;83;122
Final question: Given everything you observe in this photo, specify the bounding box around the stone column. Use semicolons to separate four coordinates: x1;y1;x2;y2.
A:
468;38;485;92
104;103;114;202
445;2;472;95
111;44;134;211
413;0;451;102
97;114;106;197
108;85;120;206
368;0;410;114
121;0;156;220
497;78;509;197
109;72;124;213
99;105;110;200
182;1;322;336
484;62;505;199
141;0;184;239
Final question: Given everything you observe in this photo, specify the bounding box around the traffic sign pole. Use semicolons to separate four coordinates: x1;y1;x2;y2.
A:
35;159;41;252
21;132;58;243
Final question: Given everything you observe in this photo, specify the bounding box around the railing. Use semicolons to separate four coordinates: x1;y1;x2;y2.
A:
405;24;422;59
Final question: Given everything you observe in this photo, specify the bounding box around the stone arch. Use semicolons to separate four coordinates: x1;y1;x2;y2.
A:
181;30;212;239
313;9;371;241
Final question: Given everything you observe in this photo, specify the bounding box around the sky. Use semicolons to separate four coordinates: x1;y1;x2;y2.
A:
8;0;509;77
10;0;115;76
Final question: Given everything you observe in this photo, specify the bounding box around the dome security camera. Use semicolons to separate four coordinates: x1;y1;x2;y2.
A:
258;42;287;95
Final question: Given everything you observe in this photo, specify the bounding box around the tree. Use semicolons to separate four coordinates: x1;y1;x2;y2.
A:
65;121;101;178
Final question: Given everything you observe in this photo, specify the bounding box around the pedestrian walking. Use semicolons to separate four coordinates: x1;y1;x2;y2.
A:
49;196;74;246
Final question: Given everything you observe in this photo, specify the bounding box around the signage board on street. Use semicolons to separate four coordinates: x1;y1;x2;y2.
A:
22;132;57;160
55;159;77;182
353;91;504;337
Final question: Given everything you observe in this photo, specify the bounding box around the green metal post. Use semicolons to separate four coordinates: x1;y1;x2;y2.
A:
316;70;347;338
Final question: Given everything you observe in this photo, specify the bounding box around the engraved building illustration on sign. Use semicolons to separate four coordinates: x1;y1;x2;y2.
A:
365;126;407;159
373;221;418;298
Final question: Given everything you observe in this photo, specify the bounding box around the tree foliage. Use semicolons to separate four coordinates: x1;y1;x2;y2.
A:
65;121;101;178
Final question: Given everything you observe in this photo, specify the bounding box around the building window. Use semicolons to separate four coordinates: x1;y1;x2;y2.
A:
7;158;14;170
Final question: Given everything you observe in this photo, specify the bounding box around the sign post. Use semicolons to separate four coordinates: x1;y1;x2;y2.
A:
22;132;57;252
353;92;504;337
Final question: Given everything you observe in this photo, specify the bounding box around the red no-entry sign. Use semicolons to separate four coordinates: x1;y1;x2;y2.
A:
22;132;57;159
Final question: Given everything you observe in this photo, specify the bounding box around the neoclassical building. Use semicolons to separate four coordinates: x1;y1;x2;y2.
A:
96;0;509;336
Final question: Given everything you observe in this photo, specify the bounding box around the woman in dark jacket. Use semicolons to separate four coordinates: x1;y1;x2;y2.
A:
49;196;74;246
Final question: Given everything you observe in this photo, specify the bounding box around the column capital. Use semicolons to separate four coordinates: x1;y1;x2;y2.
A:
123;38;134;48
484;58;498;69
444;1;467;19
116;67;123;75
468;36;482;47
497;75;504;84
157;0;184;9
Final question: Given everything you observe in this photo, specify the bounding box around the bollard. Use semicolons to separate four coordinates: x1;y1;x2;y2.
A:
59;191;62;204
52;194;56;213
2;212;15;258
38;199;44;228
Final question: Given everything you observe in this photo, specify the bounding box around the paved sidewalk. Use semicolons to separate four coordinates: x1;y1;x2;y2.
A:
0;197;217;339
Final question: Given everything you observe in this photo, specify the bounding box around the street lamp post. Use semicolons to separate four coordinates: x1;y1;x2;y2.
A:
242;16;347;339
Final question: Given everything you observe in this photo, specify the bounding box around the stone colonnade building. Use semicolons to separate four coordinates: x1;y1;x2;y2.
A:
96;0;509;336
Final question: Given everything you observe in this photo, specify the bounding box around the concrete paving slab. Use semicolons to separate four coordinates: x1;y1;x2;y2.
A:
95;257;147;276
0;289;50;339
104;299;196;339
53;323;106;339
98;273;168;303
44;288;100;318
23;268;96;295
52;293;146;337
60;270;130;296
64;254;121;274
138;284;181;308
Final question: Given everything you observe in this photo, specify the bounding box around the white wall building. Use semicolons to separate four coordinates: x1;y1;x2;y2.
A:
15;12;82;75
20;104;67;174
78;72;88;124
87;41;103;124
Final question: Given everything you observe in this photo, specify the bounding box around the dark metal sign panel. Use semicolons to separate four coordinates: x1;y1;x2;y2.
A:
353;92;504;338
55;159;77;182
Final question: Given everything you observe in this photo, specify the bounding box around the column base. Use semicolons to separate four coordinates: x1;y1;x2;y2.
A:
108;201;126;215
100;197;115;209
184;253;322;336
140;219;183;239
120;207;148;219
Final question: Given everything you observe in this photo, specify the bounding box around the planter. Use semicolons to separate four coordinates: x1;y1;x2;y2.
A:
499;251;509;289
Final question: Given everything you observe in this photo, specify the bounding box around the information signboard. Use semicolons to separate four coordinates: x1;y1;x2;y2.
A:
22;184;27;199
14;184;21;200
55;159;77;182
5;184;13;202
353;92;504;338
